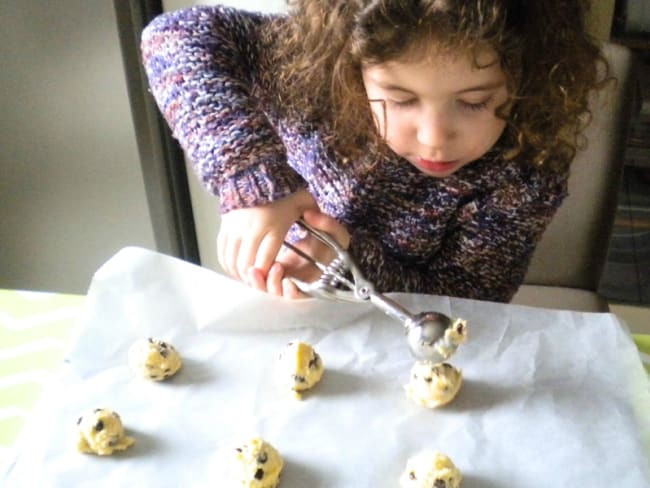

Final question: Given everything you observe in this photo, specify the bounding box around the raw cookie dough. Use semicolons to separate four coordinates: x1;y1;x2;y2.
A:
128;337;182;381
405;361;463;408
436;319;468;359
76;408;135;455
218;437;284;488
276;340;324;397
399;451;462;488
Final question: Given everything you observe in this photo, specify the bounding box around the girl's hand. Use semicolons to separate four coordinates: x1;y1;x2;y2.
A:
247;209;351;299
217;189;317;283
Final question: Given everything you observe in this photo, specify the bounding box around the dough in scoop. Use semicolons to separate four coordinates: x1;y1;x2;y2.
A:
435;318;468;359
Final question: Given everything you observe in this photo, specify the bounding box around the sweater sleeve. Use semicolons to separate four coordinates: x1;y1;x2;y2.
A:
141;6;305;213
347;171;568;303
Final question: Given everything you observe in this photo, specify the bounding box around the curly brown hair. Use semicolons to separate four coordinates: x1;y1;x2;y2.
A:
264;0;610;174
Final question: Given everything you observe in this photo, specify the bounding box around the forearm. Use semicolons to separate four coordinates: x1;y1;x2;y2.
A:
141;6;304;212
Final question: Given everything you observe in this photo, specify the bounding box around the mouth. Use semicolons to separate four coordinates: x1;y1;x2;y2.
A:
416;158;460;174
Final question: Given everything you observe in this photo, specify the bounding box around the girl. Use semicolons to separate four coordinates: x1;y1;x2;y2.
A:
141;0;608;302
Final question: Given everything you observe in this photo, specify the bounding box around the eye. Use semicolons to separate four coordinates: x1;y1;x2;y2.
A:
458;96;492;112
390;98;418;109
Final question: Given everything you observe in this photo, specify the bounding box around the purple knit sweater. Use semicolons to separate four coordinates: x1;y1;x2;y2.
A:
141;5;568;303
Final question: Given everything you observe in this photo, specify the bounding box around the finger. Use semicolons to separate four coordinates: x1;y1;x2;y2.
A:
224;235;243;281
254;232;284;275
281;278;305;300
237;234;263;284
248;267;267;293
267;262;285;296
302;209;350;249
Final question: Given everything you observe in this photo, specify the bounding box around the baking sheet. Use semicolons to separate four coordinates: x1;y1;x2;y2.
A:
2;247;649;487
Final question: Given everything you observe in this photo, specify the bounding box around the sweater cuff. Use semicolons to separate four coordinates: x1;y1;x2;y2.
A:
217;163;306;213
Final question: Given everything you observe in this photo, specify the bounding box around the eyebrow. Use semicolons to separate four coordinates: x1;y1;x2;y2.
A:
372;79;505;95
372;81;415;94
455;80;505;94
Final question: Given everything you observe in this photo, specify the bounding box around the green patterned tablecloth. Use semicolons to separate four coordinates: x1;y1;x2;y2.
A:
635;334;650;375
0;289;85;465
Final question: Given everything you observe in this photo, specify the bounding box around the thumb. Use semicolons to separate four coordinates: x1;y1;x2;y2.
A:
302;209;351;249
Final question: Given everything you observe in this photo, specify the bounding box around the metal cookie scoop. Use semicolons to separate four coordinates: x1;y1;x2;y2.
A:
282;219;467;362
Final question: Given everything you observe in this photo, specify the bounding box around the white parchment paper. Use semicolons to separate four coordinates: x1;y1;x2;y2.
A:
3;247;649;487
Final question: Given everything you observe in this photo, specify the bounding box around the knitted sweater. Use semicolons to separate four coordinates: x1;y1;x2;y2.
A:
141;5;568;303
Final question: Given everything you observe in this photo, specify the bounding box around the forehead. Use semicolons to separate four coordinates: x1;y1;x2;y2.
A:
362;46;504;93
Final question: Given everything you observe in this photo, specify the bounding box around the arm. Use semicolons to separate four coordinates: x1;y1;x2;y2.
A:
347;172;568;302
141;6;305;211
142;6;313;282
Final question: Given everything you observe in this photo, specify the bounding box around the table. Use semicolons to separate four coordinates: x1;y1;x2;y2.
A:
0;289;85;466
1;248;649;486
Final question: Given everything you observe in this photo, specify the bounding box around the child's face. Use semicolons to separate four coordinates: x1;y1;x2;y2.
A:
362;47;509;177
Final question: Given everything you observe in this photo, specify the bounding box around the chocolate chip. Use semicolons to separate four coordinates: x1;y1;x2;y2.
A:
160;349;169;358
409;471;416;480
292;374;306;383
424;377;432;382
94;420;104;432
308;355;320;369
148;338;154;343
257;452;268;464
434;479;447;488
76;416;83;425
254;468;264;480
235;448;242;453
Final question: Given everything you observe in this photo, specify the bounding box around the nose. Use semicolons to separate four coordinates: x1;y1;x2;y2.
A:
416;109;456;148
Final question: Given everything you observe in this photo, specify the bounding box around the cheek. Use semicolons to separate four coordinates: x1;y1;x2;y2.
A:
382;108;416;143
466;114;506;148
486;117;507;144
382;114;413;153
368;103;387;138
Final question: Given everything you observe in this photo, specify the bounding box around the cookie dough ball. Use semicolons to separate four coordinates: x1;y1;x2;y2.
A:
436;319;468;359
128;337;182;381
405;362;463;408
399;451;462;488
76;408;135;456
219;437;284;488
277;340;324;397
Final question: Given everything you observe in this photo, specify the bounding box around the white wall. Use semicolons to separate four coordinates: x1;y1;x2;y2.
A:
0;1;156;294
586;0;615;41
165;0;288;14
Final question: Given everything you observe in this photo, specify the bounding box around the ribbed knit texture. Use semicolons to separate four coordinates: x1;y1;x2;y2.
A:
141;5;568;303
